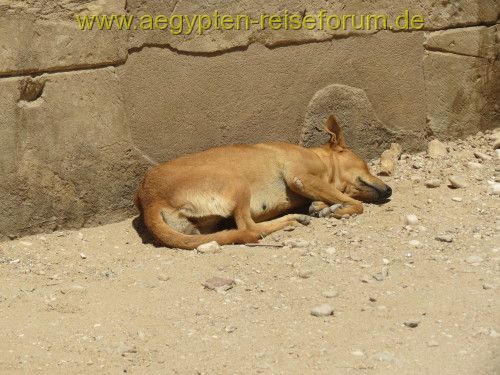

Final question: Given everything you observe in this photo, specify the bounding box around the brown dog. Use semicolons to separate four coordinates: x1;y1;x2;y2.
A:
135;115;391;249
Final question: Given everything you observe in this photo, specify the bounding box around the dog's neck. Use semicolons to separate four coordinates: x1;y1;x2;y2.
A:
310;144;342;186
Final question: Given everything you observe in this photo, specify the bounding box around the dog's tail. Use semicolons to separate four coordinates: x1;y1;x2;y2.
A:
142;203;261;250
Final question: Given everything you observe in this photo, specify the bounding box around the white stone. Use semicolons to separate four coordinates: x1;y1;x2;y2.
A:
311;304;334;317
196;241;221;254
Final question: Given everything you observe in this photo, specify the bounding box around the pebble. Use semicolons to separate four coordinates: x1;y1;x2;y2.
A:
489;182;500;195
323;247;336;256
482;283;495;290
374;352;396;362
116;342;137;356
360;274;371;283
403;320;420;328
351;350;365;357
297;269;313;279
310;304;334;317
157;274;170;282
435;235;453;243
322;290;338;298
428;139;447;158
465;255;484;265
474;151;491;161
467;161;483;169
409;239;422;248
202;277;235;292
79;252;87;259
225;325;237;333
448;175;467;189
451;197;463;202
283;238;309;248
372;273;385;282
404;214;419;226
425;179;441;188
197;241;221;254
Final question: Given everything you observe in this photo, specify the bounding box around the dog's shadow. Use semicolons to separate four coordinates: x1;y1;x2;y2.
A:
132;215;157;246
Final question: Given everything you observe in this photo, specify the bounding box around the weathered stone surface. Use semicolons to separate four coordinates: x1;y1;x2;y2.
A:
423;52;498;139
126;0;498;53
0;69;148;240
121;31;426;162
301;84;396;160
424;26;496;59
0;1;127;76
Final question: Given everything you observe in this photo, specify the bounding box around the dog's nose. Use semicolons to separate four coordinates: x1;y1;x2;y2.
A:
383;185;392;198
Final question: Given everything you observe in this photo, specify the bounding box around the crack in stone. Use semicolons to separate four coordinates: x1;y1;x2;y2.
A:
0;22;497;80
423;48;490;60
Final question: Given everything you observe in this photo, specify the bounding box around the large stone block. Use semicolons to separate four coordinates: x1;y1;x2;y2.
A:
423;52;498;139
126;0;497;53
0;1;128;76
0;68;148;240
120;30;426;163
424;26;496;58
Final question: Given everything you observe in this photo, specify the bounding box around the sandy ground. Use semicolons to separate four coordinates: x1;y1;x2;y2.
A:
1;132;499;375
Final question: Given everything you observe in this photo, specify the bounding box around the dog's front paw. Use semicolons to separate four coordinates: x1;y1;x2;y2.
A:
309;201;329;217
331;203;363;219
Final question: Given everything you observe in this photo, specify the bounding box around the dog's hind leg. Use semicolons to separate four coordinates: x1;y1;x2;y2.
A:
232;186;309;236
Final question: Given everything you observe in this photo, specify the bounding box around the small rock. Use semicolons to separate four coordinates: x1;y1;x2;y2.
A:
372;273;385;282
197;241;221;254
428;139;447;158
409;239;422;248
283;238;309;248
202;277;235;292
322;290;338;298
351;350;365;357
467;161;483;169
448;175;467;189
425;179;441;188
427;340;439;347
311;304;334;317
157;274;170;282
404;214;419;226
404;321;420;328
225;325;237;333
374;352;395;362
489;182;500;195
490;329;500;338
435;235;453;243
116;342;137;356
297;269;313;279
465;255;484;265
79;252;87;259
482;283;495;290
451;197;463;202
378;143;402;176
474;151;492;161
323;247;336;256
360;274;371;283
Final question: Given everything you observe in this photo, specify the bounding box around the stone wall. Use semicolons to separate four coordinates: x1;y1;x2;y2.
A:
0;0;498;240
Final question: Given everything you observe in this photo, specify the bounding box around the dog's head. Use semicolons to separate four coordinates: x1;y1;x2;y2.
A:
323;115;392;203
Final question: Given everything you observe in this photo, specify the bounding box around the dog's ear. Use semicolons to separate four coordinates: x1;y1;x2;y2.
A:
323;115;346;148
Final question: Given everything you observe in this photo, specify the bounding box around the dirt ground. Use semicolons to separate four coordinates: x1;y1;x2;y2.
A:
1;132;499;375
